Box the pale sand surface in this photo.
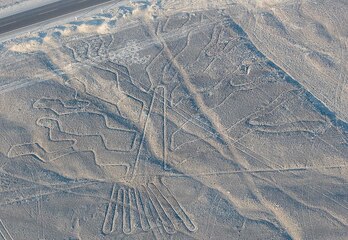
[0,1,347,239]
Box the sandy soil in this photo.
[0,0,347,239]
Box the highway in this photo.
[0,0,119,35]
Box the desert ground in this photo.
[0,0,347,239]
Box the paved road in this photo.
[0,0,118,35]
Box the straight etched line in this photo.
[0,219,14,240]
[131,165,348,178]
[102,184,118,235]
[156,86,169,171]
[130,87,157,181]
